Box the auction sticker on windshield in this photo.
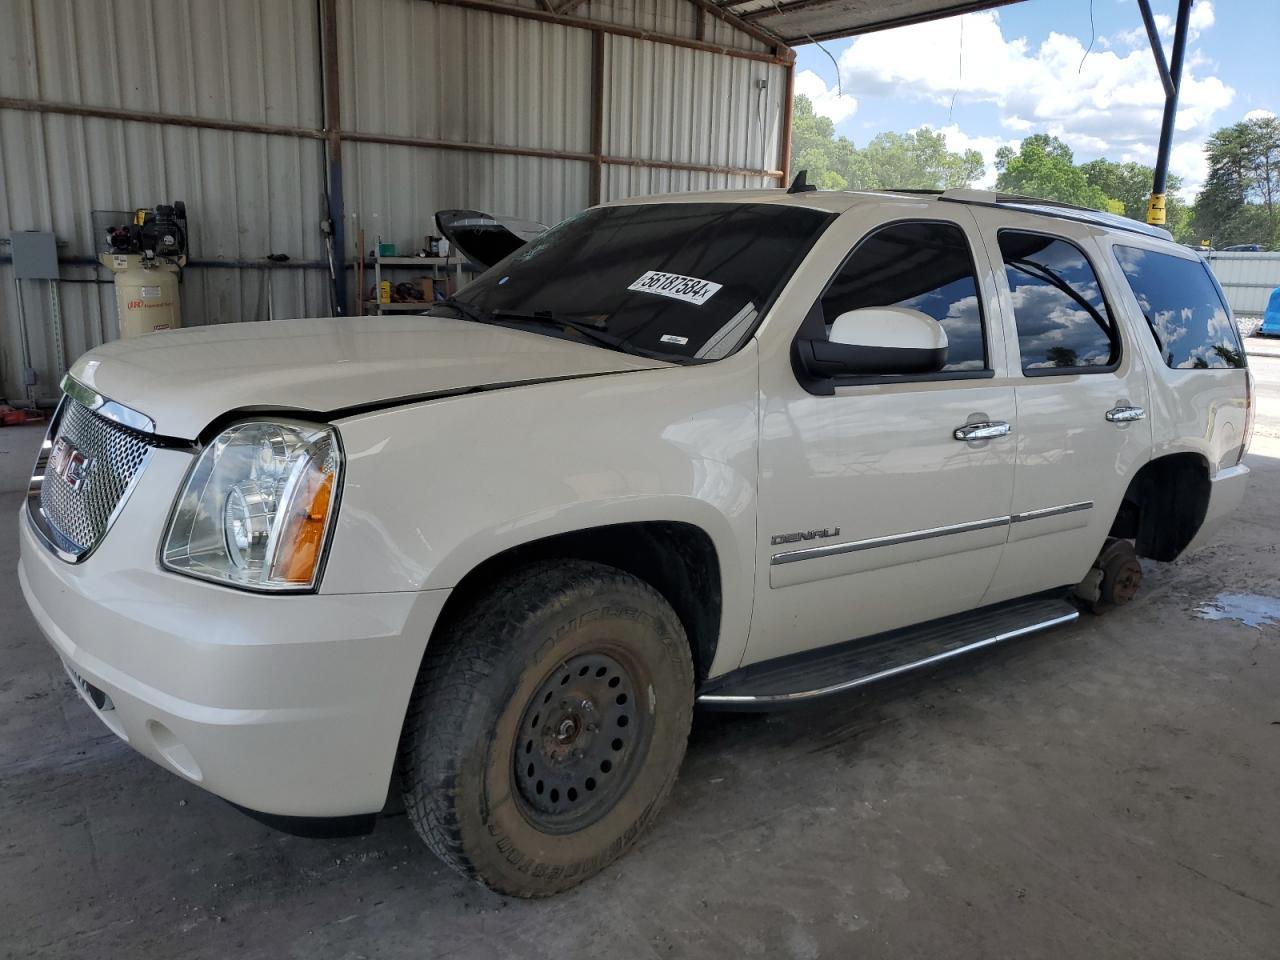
[628,271,722,306]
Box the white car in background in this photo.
[20,187,1251,896]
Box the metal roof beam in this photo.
[740,0,1022,39]
[686,0,791,53]
[425,0,793,63]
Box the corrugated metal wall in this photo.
[338,0,595,252]
[0,0,789,405]
[603,35,785,200]
[0,0,331,404]
[1205,252,1280,317]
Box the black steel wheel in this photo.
[513,651,652,833]
[398,560,694,897]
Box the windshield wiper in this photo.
[432,300,632,355]
[430,298,491,325]
[489,310,629,352]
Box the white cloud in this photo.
[1114,18,1165,50]
[833,6,1234,196]
[1169,140,1209,193]
[1115,0,1215,48]
[794,69,858,124]
[1244,108,1276,121]
[1190,1,1215,38]
[922,124,1020,189]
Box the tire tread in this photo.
[397,560,692,895]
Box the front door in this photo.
[971,213,1153,604]
[746,209,1018,667]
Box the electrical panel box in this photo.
[10,231,59,280]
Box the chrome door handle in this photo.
[954,421,1011,441]
[1105,405,1145,423]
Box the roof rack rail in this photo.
[935,188,1173,241]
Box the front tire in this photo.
[399,560,695,897]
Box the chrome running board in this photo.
[697,593,1078,708]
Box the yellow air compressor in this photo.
[99,202,188,339]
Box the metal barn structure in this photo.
[1,0,802,405]
[20,0,1202,409]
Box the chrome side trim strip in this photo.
[770,501,1095,566]
[770,515,1011,566]
[696,611,1079,705]
[61,374,156,434]
[1011,500,1093,523]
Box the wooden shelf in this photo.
[364,301,435,311]
[361,234,474,316]
[367,256,453,266]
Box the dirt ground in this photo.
[2,356,1278,959]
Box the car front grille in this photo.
[29,396,159,560]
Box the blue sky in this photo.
[792,0,1277,197]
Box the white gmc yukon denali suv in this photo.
[19,188,1252,896]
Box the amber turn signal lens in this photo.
[273,470,335,583]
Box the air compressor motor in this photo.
[99,201,189,339]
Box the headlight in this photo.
[162,421,341,591]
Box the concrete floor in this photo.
[3,358,1279,959]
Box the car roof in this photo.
[605,187,1175,243]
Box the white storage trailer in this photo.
[1205,252,1280,319]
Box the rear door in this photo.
[746,207,1017,666]
[971,211,1153,604]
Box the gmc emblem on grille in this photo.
[49,437,94,491]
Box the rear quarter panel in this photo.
[1097,236,1248,474]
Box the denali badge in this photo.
[771,527,841,546]
[49,437,94,491]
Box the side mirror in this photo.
[796,306,948,380]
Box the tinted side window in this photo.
[999,231,1117,373]
[1113,245,1245,369]
[820,221,987,372]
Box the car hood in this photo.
[68,315,668,439]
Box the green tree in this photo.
[1193,117,1280,248]
[1079,158,1183,221]
[789,95,984,192]
[852,129,984,190]
[1246,115,1280,239]
[790,94,859,190]
[994,135,1111,209]
[1079,157,1190,236]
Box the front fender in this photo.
[321,352,760,669]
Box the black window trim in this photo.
[1110,240,1249,371]
[997,227,1124,378]
[792,217,997,392]
[722,205,839,363]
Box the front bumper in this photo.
[18,448,449,818]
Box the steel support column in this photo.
[779,61,795,185]
[590,30,605,206]
[319,0,348,313]
[1141,0,1193,226]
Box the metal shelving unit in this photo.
[362,236,472,315]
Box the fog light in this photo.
[146,719,203,781]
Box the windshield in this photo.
[439,202,833,363]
